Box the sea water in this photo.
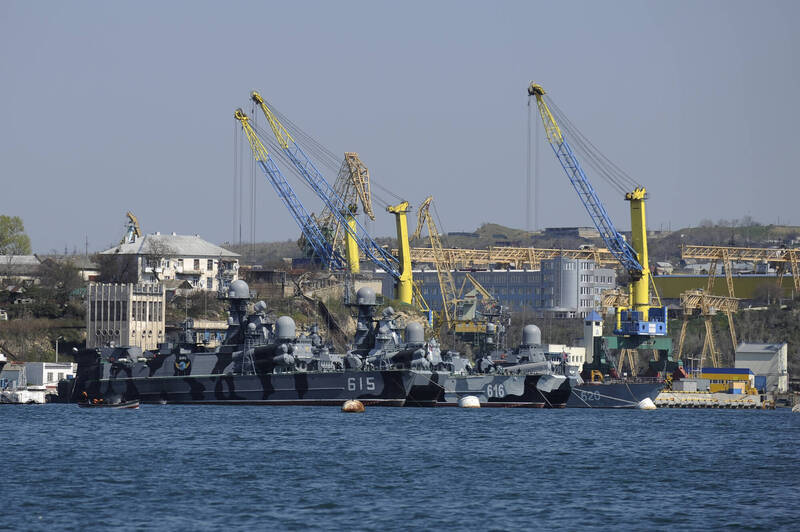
[2,405,798,531]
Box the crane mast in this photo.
[528,82,666,337]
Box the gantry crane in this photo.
[529,82,667,339]
[677,290,739,369]
[249,91,418,305]
[234,108,345,270]
[396,245,617,270]
[682,244,800,294]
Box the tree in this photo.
[0,215,32,255]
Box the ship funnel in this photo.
[522,324,541,346]
[405,322,424,344]
[275,316,296,341]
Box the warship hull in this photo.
[567,380,663,408]
[407,372,571,408]
[73,357,436,407]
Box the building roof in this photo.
[40,255,99,270]
[0,255,42,276]
[585,310,602,322]
[100,233,239,258]
[736,342,787,355]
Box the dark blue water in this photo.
[3,405,798,531]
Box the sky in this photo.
[1,0,799,254]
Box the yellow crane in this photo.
[396,245,617,270]
[681,244,800,294]
[412,196,459,326]
[121,211,142,244]
[677,290,739,369]
[315,152,376,274]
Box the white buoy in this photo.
[636,397,657,410]
[458,395,481,408]
[341,399,365,413]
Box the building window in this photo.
[47,372,53,382]
[207,259,214,271]
[207,277,214,290]
[194,259,200,270]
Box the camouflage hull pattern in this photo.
[567,381,663,408]
[71,351,441,407]
[406,372,571,408]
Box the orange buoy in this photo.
[341,399,365,413]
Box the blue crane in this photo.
[528,82,666,337]
[234,108,345,270]
[250,91,401,280]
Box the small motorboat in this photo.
[77,399,140,409]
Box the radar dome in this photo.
[228,280,250,299]
[356,286,376,306]
[522,324,541,346]
[405,322,424,344]
[275,316,296,341]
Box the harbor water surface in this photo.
[4,405,798,531]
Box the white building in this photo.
[100,233,239,292]
[25,362,76,394]
[735,342,788,393]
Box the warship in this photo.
[68,281,444,406]
[347,290,571,408]
[564,311,663,408]
[66,282,571,408]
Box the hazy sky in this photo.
[2,0,798,254]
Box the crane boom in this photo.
[234,108,345,269]
[250,91,400,278]
[528,83,641,273]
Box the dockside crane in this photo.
[249,91,416,305]
[677,290,739,369]
[412,196,459,327]
[234,108,345,270]
[528,82,667,338]
[529,82,671,376]
[315,152,376,273]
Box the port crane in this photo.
[676,290,739,369]
[249,91,419,305]
[528,82,667,338]
[315,152,376,273]
[234,108,345,270]
[411,196,500,332]
[121,211,142,244]
[399,245,617,270]
[682,243,800,294]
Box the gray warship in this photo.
[68,281,447,406]
[340,287,571,408]
[66,282,571,407]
